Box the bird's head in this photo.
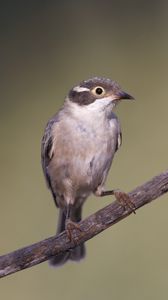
[67,77,134,112]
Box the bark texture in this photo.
[0,170,168,278]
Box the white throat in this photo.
[86,96,116,112]
[66,96,116,120]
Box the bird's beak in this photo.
[115,90,134,101]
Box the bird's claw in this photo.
[113,190,136,214]
[65,219,83,244]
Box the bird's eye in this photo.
[95,87,103,95]
[92,86,105,96]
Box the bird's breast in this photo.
[67,116,117,181]
[49,114,119,199]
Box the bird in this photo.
[41,77,134,266]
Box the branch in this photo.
[1,170,168,279]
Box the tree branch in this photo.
[1,170,168,279]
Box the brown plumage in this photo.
[41,77,134,266]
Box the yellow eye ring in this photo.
[92,86,105,96]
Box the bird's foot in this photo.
[65,219,83,244]
[113,190,136,214]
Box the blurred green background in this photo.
[1,0,168,299]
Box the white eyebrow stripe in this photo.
[73,86,90,92]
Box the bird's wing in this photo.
[110,113,122,152]
[41,115,59,206]
[116,125,122,152]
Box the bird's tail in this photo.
[49,206,86,266]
